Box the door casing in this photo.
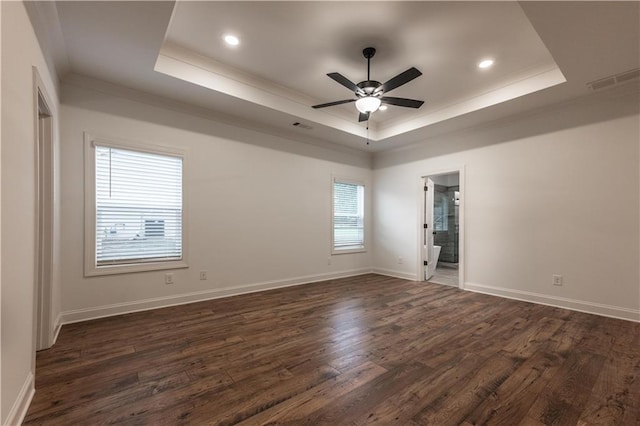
[33,67,55,352]
[418,166,465,289]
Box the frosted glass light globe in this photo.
[355,96,381,113]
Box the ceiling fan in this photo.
[312,47,425,122]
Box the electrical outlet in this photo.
[552,274,563,286]
[199,271,207,280]
[165,273,174,285]
[327,257,332,266]
[398,256,403,264]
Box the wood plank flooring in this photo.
[24,274,640,425]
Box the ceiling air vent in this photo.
[292,122,313,130]
[616,68,640,83]
[587,68,640,91]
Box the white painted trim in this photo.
[156,42,565,143]
[83,132,190,277]
[417,166,465,289]
[61,268,372,325]
[330,174,369,256]
[33,66,56,352]
[376,66,566,141]
[155,46,367,139]
[23,1,70,87]
[51,312,63,345]
[465,282,640,323]
[62,74,372,164]
[371,268,418,281]
[5,372,35,426]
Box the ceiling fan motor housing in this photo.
[356,80,383,97]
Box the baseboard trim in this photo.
[371,268,418,281]
[5,372,35,426]
[61,268,372,325]
[465,282,640,322]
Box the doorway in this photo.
[34,70,54,351]
[421,169,464,288]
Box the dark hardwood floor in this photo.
[25,274,639,425]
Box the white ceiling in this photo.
[42,1,640,152]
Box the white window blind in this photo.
[333,180,364,250]
[94,145,183,266]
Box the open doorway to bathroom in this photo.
[421,169,463,288]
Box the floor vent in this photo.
[292,122,313,130]
[588,68,640,91]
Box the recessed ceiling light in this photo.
[223,34,240,46]
[379,105,388,111]
[478,59,494,69]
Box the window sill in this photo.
[85,260,188,277]
[332,248,367,255]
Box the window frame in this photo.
[84,133,188,276]
[331,176,367,255]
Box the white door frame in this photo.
[418,166,466,289]
[424,177,435,280]
[33,67,55,351]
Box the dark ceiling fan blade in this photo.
[327,73,363,94]
[358,112,370,122]
[381,96,424,108]
[312,99,357,109]
[381,67,422,93]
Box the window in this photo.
[332,178,365,253]
[85,134,187,275]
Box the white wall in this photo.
[430,174,459,187]
[373,89,640,321]
[1,1,60,423]
[0,1,4,419]
[59,83,372,321]
[0,4,636,425]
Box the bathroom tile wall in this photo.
[434,184,459,263]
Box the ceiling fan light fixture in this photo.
[311,47,424,123]
[356,96,381,113]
